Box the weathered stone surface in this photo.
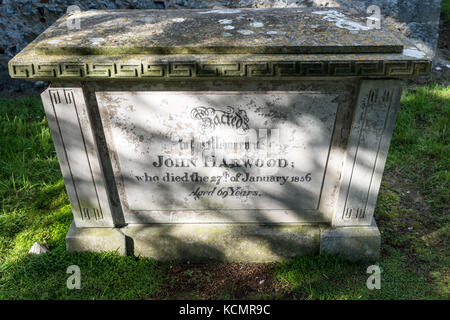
[334,79,403,227]
[320,224,381,261]
[1,0,442,92]
[66,222,322,262]
[8,50,432,81]
[41,86,125,228]
[336,0,443,57]
[8,8,433,81]
[65,222,381,262]
[33,8,403,55]
[13,7,432,262]
[96,89,339,223]
[122,224,320,262]
[66,222,127,255]
[42,78,420,261]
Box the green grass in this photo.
[0,97,165,299]
[274,252,439,300]
[388,85,449,213]
[0,84,448,300]
[275,84,449,300]
[442,0,450,23]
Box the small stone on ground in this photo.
[28,242,49,255]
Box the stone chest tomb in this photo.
[9,8,431,261]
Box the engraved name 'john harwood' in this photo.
[190,106,250,134]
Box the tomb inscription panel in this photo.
[97,91,339,223]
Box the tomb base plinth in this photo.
[66,221,380,262]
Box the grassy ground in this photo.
[0,82,448,300]
[443,0,450,24]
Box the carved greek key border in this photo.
[10,60,431,80]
